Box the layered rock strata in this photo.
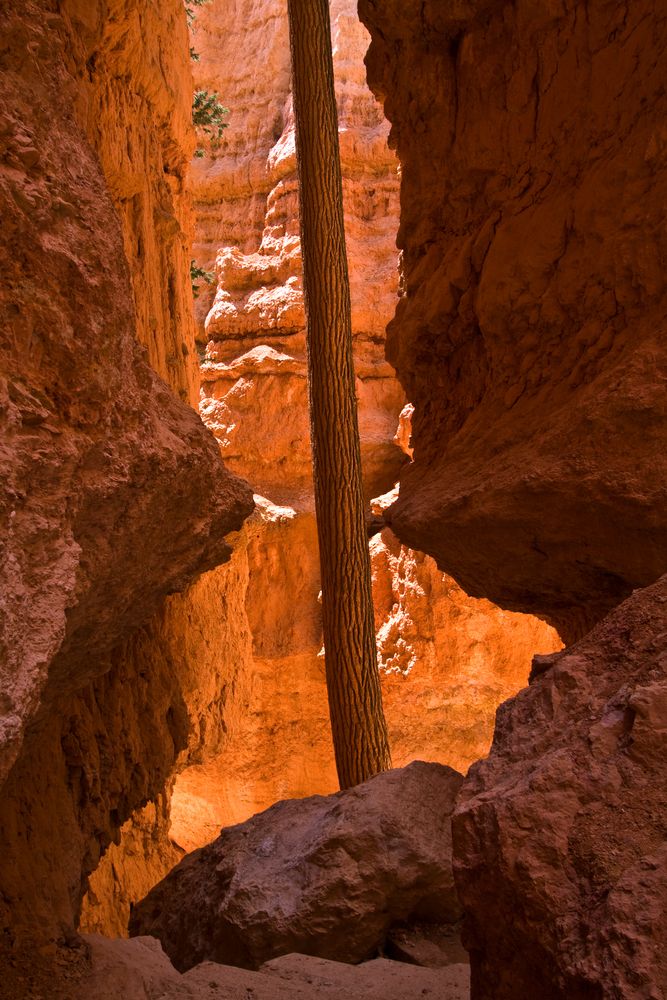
[131,762,463,971]
[454,574,667,999]
[359,0,667,641]
[170,0,560,851]
[0,0,252,963]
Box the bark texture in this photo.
[287,0,390,787]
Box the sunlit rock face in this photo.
[359,0,667,642]
[171,517,560,852]
[79,553,255,936]
[169,0,560,853]
[77,796,182,939]
[371,525,561,774]
[0,0,252,959]
[194,0,406,503]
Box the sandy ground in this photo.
[75,934,470,1000]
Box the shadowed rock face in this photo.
[453,574,667,999]
[357,3,667,996]
[0,0,253,949]
[130,762,463,972]
[359,0,667,641]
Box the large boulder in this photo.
[131,762,463,971]
[454,574,667,999]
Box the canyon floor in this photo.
[77,937,470,1000]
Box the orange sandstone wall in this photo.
[354,2,667,996]
[61,0,200,403]
[169,0,560,852]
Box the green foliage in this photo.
[192,89,229,156]
[190,260,215,298]
[192,90,229,139]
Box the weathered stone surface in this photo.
[258,953,470,1000]
[0,0,250,784]
[0,0,252,949]
[74,537,255,934]
[62,0,202,405]
[359,0,667,641]
[131,762,463,971]
[385,922,469,970]
[79,795,183,939]
[169,511,559,853]
[170,501,336,850]
[454,574,667,999]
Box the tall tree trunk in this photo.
[286,0,391,789]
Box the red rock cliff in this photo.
[356,2,667,996]
[359,0,667,642]
[0,0,253,959]
[454,574,667,999]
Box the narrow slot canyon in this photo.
[0,1,666,999]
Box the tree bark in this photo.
[287,0,391,789]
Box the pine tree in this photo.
[286,0,391,789]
